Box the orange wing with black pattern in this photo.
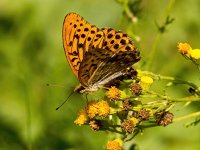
[62,13,140,87]
[62,13,99,78]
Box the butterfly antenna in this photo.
[56,91,75,110]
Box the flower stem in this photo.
[143,90,200,102]
[142,71,200,91]
[173,111,200,122]
[146,0,176,71]
[146,33,161,71]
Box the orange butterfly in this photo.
[62,13,140,93]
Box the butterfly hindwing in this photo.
[78,48,140,88]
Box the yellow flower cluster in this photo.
[106,86,121,100]
[87,100,110,118]
[178,42,200,60]
[74,100,110,126]
[106,139,123,150]
[97,101,110,118]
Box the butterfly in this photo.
[62,13,140,93]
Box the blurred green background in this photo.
[0,0,200,150]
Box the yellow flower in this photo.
[74,109,88,126]
[86,100,98,119]
[106,139,123,150]
[86,100,110,118]
[177,42,192,54]
[96,101,110,118]
[106,86,121,101]
[188,49,200,59]
[140,76,153,90]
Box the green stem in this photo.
[191,59,200,71]
[139,123,158,128]
[142,71,199,90]
[146,0,176,70]
[116,0,138,24]
[146,33,161,70]
[170,96,200,102]
[162,0,176,19]
[173,111,200,122]
[144,90,200,102]
[123,0,138,24]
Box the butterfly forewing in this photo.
[63,13,98,77]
